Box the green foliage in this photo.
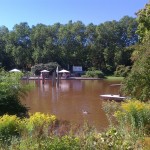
[0,94,28,117]
[102,99,150,149]
[121,3,150,102]
[94,16,137,73]
[98,127,133,150]
[1,16,138,74]
[8,136,80,150]
[0,115,21,142]
[76,124,134,150]
[0,69,31,116]
[114,65,130,77]
[23,112,56,134]
[84,68,104,78]
[121,42,150,101]
[31,62,60,75]
[114,99,150,136]
[6,22,32,69]
[136,3,150,42]
[0,113,57,149]
[39,136,80,150]
[0,112,148,149]
[102,101,120,124]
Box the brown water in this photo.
[22,79,121,131]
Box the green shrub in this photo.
[98,127,133,150]
[0,95,28,117]
[0,70,30,116]
[0,115,22,142]
[84,68,104,78]
[22,112,56,137]
[114,65,130,77]
[114,99,150,136]
[41,136,80,150]
[9,135,80,150]
[102,101,120,124]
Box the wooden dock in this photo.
[100,94,126,102]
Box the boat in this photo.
[100,94,126,102]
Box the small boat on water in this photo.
[100,94,126,102]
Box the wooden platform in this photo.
[100,94,126,102]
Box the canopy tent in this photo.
[9,69,21,72]
[40,70,50,79]
[40,70,49,73]
[58,69,70,73]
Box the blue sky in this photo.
[0,0,149,30]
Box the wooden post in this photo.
[42,73,45,84]
[26,71,29,83]
[57,73,59,87]
[52,72,56,87]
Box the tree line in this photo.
[0,16,138,74]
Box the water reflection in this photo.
[22,79,121,131]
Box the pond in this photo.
[22,79,121,131]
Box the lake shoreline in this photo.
[22,76,104,80]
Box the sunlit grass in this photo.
[105,76,124,81]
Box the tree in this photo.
[0,69,30,116]
[83,23,97,69]
[121,42,150,101]
[58,21,86,69]
[1,17,138,73]
[95,17,137,73]
[136,3,150,41]
[6,22,32,70]
[121,4,150,101]
[31,24,50,63]
[0,26,15,70]
[31,62,60,75]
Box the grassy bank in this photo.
[105,76,124,81]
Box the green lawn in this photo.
[105,76,124,81]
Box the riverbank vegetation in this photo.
[121,3,150,101]
[0,69,33,117]
[82,67,105,78]
[0,100,149,149]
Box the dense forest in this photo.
[0,16,138,74]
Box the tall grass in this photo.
[102,99,150,149]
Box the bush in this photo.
[84,68,104,78]
[24,112,56,134]
[41,136,80,150]
[0,115,22,142]
[102,101,120,124]
[0,95,28,117]
[0,69,30,116]
[0,113,57,146]
[114,65,130,77]
[8,135,80,150]
[114,99,150,136]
